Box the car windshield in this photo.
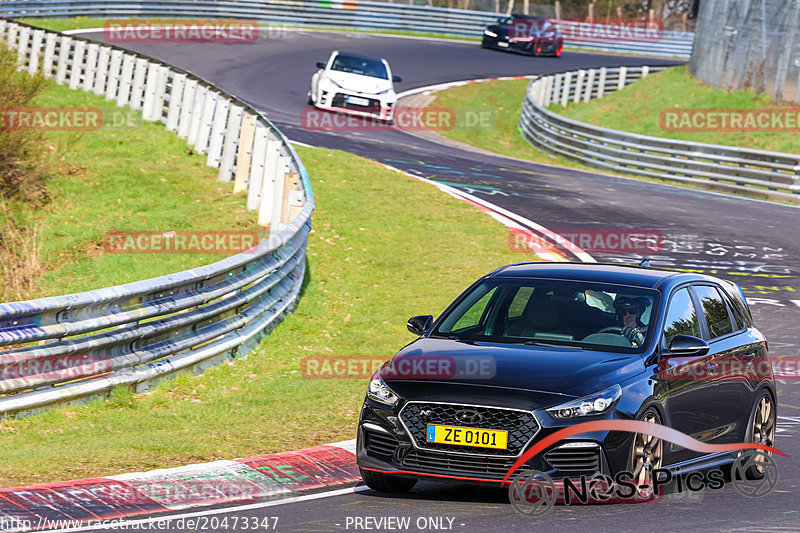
[330,54,388,80]
[432,278,659,353]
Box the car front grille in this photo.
[332,93,381,112]
[402,449,525,479]
[399,402,539,457]
[364,429,400,463]
[544,445,601,474]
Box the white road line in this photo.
[38,486,369,533]
[377,162,596,263]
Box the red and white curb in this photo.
[0,440,358,531]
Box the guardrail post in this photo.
[207,98,230,168]
[573,70,585,104]
[94,46,111,96]
[246,125,269,211]
[270,156,291,236]
[166,72,186,132]
[597,67,607,98]
[55,36,71,84]
[68,39,85,90]
[117,54,135,106]
[584,69,596,102]
[544,75,554,106]
[552,74,562,105]
[218,105,243,182]
[28,29,44,75]
[129,58,148,110]
[152,65,170,123]
[233,113,257,193]
[642,65,650,78]
[105,50,123,101]
[194,90,218,154]
[0,20,6,40]
[42,33,57,78]
[141,62,160,121]
[6,23,17,48]
[16,25,29,69]
[187,85,208,146]
[82,43,99,92]
[561,72,572,107]
[257,140,282,226]
[618,66,628,91]
[177,78,197,139]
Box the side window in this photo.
[451,287,497,332]
[508,287,534,318]
[663,288,701,345]
[694,285,734,339]
[720,290,746,331]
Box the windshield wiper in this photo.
[522,341,585,350]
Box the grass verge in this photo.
[557,65,799,154]
[5,82,260,299]
[0,142,536,488]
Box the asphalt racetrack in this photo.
[74,28,800,533]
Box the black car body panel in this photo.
[356,262,775,486]
[482,14,564,57]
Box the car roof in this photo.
[488,262,688,289]
[333,51,384,63]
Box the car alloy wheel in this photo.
[747,391,776,479]
[630,409,663,498]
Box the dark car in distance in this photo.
[356,262,776,493]
[482,14,564,57]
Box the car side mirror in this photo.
[392,75,402,83]
[316,61,326,69]
[407,315,433,336]
[667,335,710,357]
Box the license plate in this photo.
[497,42,509,47]
[426,424,508,450]
[346,96,370,106]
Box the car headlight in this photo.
[367,371,399,406]
[484,30,498,37]
[546,384,622,419]
[376,88,394,95]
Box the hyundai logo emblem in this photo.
[455,409,482,424]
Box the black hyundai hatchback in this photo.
[356,263,776,492]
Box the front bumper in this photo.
[357,398,621,485]
[315,90,394,121]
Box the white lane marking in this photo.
[791,300,800,308]
[377,162,596,263]
[38,486,370,532]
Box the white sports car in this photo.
[308,50,402,122]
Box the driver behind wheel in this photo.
[613,296,649,347]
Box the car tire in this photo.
[742,390,776,480]
[629,407,663,498]
[307,92,314,105]
[359,468,417,493]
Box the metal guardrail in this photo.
[0,19,314,416]
[0,0,693,58]
[519,66,800,203]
